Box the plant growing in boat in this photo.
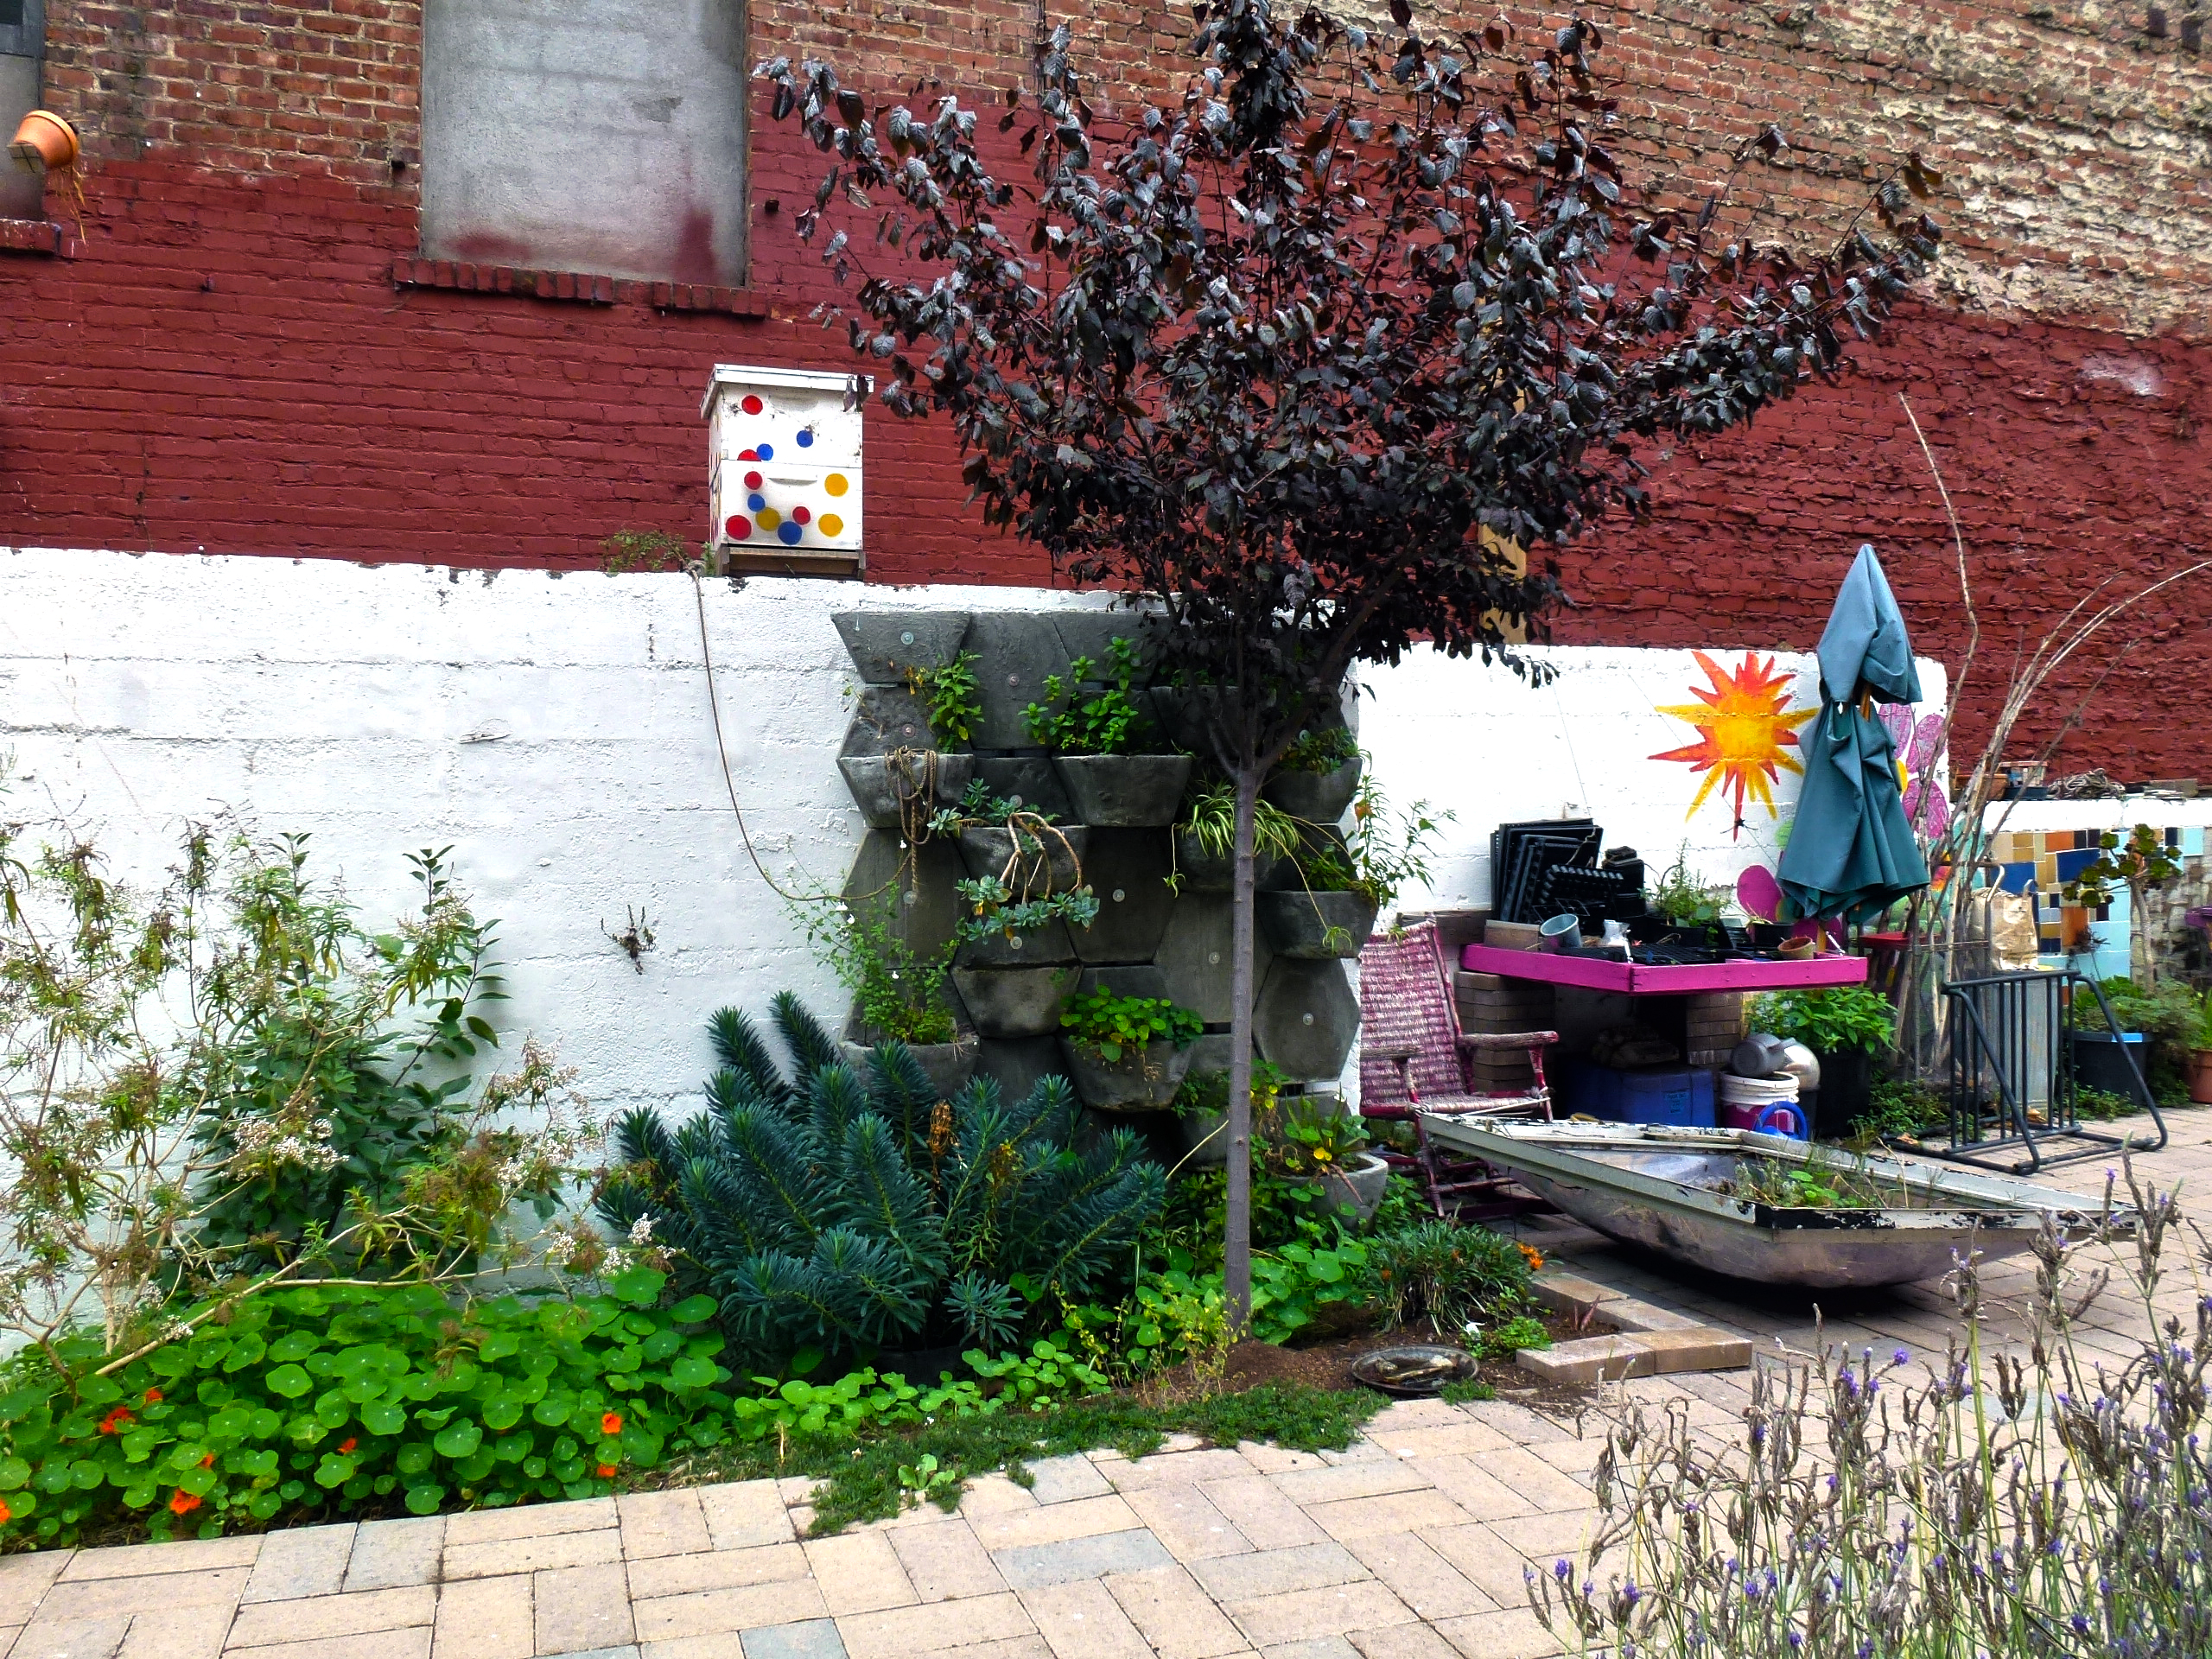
[1058,988,1203,1063]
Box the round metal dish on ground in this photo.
[1350,1345,1480,1397]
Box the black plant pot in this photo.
[1052,754,1193,828]
[1262,758,1362,825]
[874,1342,971,1383]
[1255,889,1380,959]
[1811,1045,1874,1140]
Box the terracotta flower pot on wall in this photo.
[9,111,79,174]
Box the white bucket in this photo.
[1719,1072,1807,1139]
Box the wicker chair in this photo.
[1357,919,1557,1217]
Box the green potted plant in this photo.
[813,893,981,1097]
[1172,779,1302,893]
[1058,985,1205,1110]
[1260,779,1449,958]
[1746,985,1896,1139]
[1024,638,1193,827]
[1649,845,1732,930]
[2066,976,2190,1104]
[934,780,1090,900]
[837,647,982,830]
[1262,1094,1388,1220]
[1262,725,1363,824]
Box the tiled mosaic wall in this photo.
[1986,825,2208,982]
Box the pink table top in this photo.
[1459,942,1870,995]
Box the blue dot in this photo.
[756,442,774,461]
[797,429,814,448]
[747,493,766,512]
[777,521,803,545]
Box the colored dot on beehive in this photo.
[756,507,782,531]
[791,505,811,526]
[797,429,815,448]
[726,514,752,538]
[821,513,844,537]
[744,470,762,489]
[747,493,766,512]
[741,394,763,415]
[757,442,775,461]
[778,521,803,545]
[825,474,849,497]
[739,448,758,461]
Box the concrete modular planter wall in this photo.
[951,966,1077,1038]
[1052,753,1193,828]
[838,753,975,830]
[956,824,1090,893]
[1256,889,1380,959]
[839,1027,982,1099]
[1262,758,1363,825]
[1058,1036,1197,1111]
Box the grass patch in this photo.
[1438,1378,1496,1404]
[658,1384,1384,1535]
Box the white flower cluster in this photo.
[231,1115,342,1173]
[543,1231,581,1269]
[627,1214,655,1247]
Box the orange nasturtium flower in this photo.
[601,1412,623,1437]
[143,1388,163,1404]
[97,1408,132,1435]
[199,1453,216,1469]
[338,1439,358,1454]
[0,1497,13,1524]
[596,1463,619,1478]
[1518,1243,1546,1272]
[168,1491,201,1516]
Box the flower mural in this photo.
[1651,652,1819,839]
[1878,702,1951,842]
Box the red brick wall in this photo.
[2,0,2209,780]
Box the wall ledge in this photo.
[391,257,770,318]
[0,218,67,256]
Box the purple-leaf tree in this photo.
[758,0,1941,1320]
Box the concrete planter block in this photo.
[1170,828,1234,891]
[842,830,965,960]
[1058,1035,1196,1111]
[1260,825,1345,891]
[837,752,974,830]
[1152,684,1234,759]
[833,611,972,686]
[1319,1150,1392,1221]
[973,1035,1072,1106]
[1253,957,1360,1082]
[950,966,1078,1038]
[973,755,1074,823]
[966,613,1074,750]
[1256,889,1380,959]
[1076,964,1173,1002]
[841,684,940,755]
[1052,753,1192,828]
[1177,1107,1228,1167]
[1068,829,1176,965]
[1262,758,1363,825]
[955,824,1090,893]
[954,917,1077,969]
[840,1023,980,1100]
[1154,893,1273,1027]
[1051,611,1160,681]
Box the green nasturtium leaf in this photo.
[432,1422,482,1460]
[404,1483,444,1515]
[668,1356,720,1390]
[606,1266,667,1307]
[668,1294,718,1324]
[361,1400,408,1437]
[263,1364,314,1400]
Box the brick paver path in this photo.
[3,1110,2201,1659]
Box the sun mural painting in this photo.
[1650,652,1818,839]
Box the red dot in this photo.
[740,448,757,461]
[744,471,763,489]
[741,394,763,415]
[791,505,811,525]
[726,515,752,539]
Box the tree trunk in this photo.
[1224,760,1260,1329]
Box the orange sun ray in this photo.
[1651,651,1818,838]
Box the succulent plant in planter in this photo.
[1024,638,1193,827]
[1262,726,1363,824]
[1058,985,1205,1110]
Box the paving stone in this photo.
[1422,1526,1548,1610]
[432,1573,534,1659]
[619,1491,714,1560]
[806,1531,920,1615]
[1017,1577,1153,1659]
[887,1520,1007,1603]
[1260,1639,1360,1659]
[1468,1448,1600,1516]
[1097,1449,1254,1492]
[0,1551,69,1623]
[969,1494,1143,1551]
[538,1648,641,1659]
[741,1618,851,1659]
[632,1577,832,1643]
[1266,1459,1431,1508]
[347,1516,448,1591]
[701,1481,799,1549]
[993,1529,1174,1590]
[1432,1608,1564,1659]
[1526,1274,1627,1313]
[1223,1582,1417,1648]
[957,1475,1042,1517]
[1229,1445,1327,1475]
[1357,1421,1512,1460]
[441,1528,623,1580]
[626,1543,810,1601]
[1513,1336,1653,1385]
[1198,1477,1327,1550]
[9,1612,132,1659]
[537,1563,638,1655]
[1102,1565,1249,1659]
[1364,1401,1467,1433]
[834,1590,1038,1659]
[1634,1326,1755,1373]
[1024,1454,1114,1505]
[1339,1533,1497,1621]
[57,1537,259,1581]
[1413,1457,1539,1523]
[443,1498,618,1548]
[1459,1402,1576,1447]
[241,1521,357,1603]
[119,1599,229,1659]
[1189,1542,1366,1604]
[227,1584,436,1648]
[1479,1512,1601,1563]
[1347,1624,1464,1659]
[1303,1489,1476,1543]
[1122,1483,1251,1562]
[36,1565,251,1620]
[226,1631,432,1659]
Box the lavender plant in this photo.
[1530,1160,2210,1657]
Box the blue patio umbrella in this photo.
[1777,544,1932,925]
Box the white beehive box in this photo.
[702,365,872,576]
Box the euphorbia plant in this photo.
[760,0,1941,1319]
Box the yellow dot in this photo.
[820,513,844,537]
[756,507,782,531]
[824,474,849,497]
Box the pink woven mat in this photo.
[1357,919,1465,1104]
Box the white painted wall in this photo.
[0,548,1949,1124]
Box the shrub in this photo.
[1366,1219,1533,1336]
[598,995,1166,1368]
[1747,984,1896,1056]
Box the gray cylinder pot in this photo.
[840,1012,981,1099]
[950,966,1077,1038]
[956,824,1090,893]
[1255,889,1381,959]
[1052,753,1194,828]
[1319,1150,1392,1222]
[837,753,975,831]
[1058,1036,1197,1111]
[1262,758,1363,825]
[1176,1107,1229,1167]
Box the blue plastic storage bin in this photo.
[1560,1061,1717,1128]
